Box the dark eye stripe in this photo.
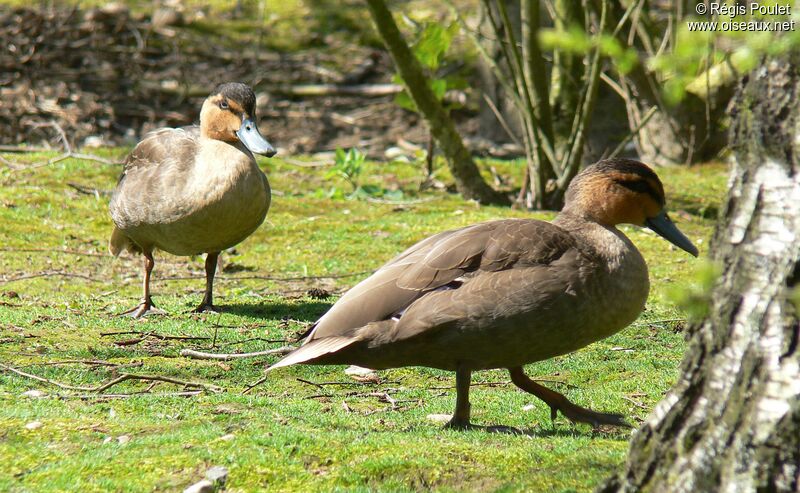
[615,179,664,206]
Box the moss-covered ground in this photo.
[0,148,727,492]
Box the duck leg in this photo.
[120,252,163,318]
[508,367,630,428]
[193,252,220,313]
[444,366,473,430]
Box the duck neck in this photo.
[554,210,637,264]
[553,209,599,230]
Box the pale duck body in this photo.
[110,128,271,256]
[109,82,276,317]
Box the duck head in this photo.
[199,82,276,157]
[562,158,699,257]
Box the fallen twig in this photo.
[67,182,111,197]
[1,363,94,391]
[0,270,107,285]
[242,375,268,394]
[3,151,121,171]
[93,373,223,393]
[180,347,294,361]
[1,363,222,394]
[268,83,403,97]
[34,359,139,368]
[296,378,384,388]
[100,330,210,342]
[281,157,331,168]
[0,247,109,258]
[58,391,203,400]
[428,378,577,390]
[621,395,648,409]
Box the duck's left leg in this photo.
[444,366,473,430]
[120,251,164,318]
[508,367,630,428]
[193,252,221,313]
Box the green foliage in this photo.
[669,261,722,323]
[394,21,462,113]
[649,9,800,105]
[539,26,638,74]
[324,148,405,201]
[414,21,460,70]
[327,147,366,192]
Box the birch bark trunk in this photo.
[599,56,800,493]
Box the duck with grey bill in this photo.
[238,117,276,157]
[108,82,275,317]
[266,158,698,431]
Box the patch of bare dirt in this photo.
[0,5,439,156]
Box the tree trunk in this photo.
[364,0,509,205]
[599,56,800,492]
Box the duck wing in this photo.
[109,127,198,230]
[307,219,576,341]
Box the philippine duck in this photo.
[269,158,698,429]
[109,82,275,317]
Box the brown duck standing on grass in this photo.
[109,83,275,318]
[268,158,698,429]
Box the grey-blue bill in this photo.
[237,117,276,157]
[646,211,699,257]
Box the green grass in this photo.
[0,150,727,492]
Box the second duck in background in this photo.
[109,82,275,317]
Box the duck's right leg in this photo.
[444,366,473,430]
[508,367,630,428]
[119,252,164,318]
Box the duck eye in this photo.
[219,100,229,110]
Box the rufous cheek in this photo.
[601,190,647,226]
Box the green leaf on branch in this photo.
[539,26,637,74]
[414,22,459,70]
[394,21,461,111]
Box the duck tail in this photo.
[267,336,357,372]
[108,227,138,256]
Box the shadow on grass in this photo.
[443,423,630,440]
[220,300,333,322]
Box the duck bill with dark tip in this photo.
[646,211,699,257]
[237,117,276,157]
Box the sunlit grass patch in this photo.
[0,149,727,492]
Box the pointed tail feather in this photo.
[108,227,139,256]
[267,336,357,372]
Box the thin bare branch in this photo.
[101,330,210,342]
[242,375,268,394]
[1,363,95,391]
[179,347,294,360]
[92,373,223,393]
[482,88,524,149]
[603,106,658,160]
[557,0,609,190]
[2,363,223,394]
